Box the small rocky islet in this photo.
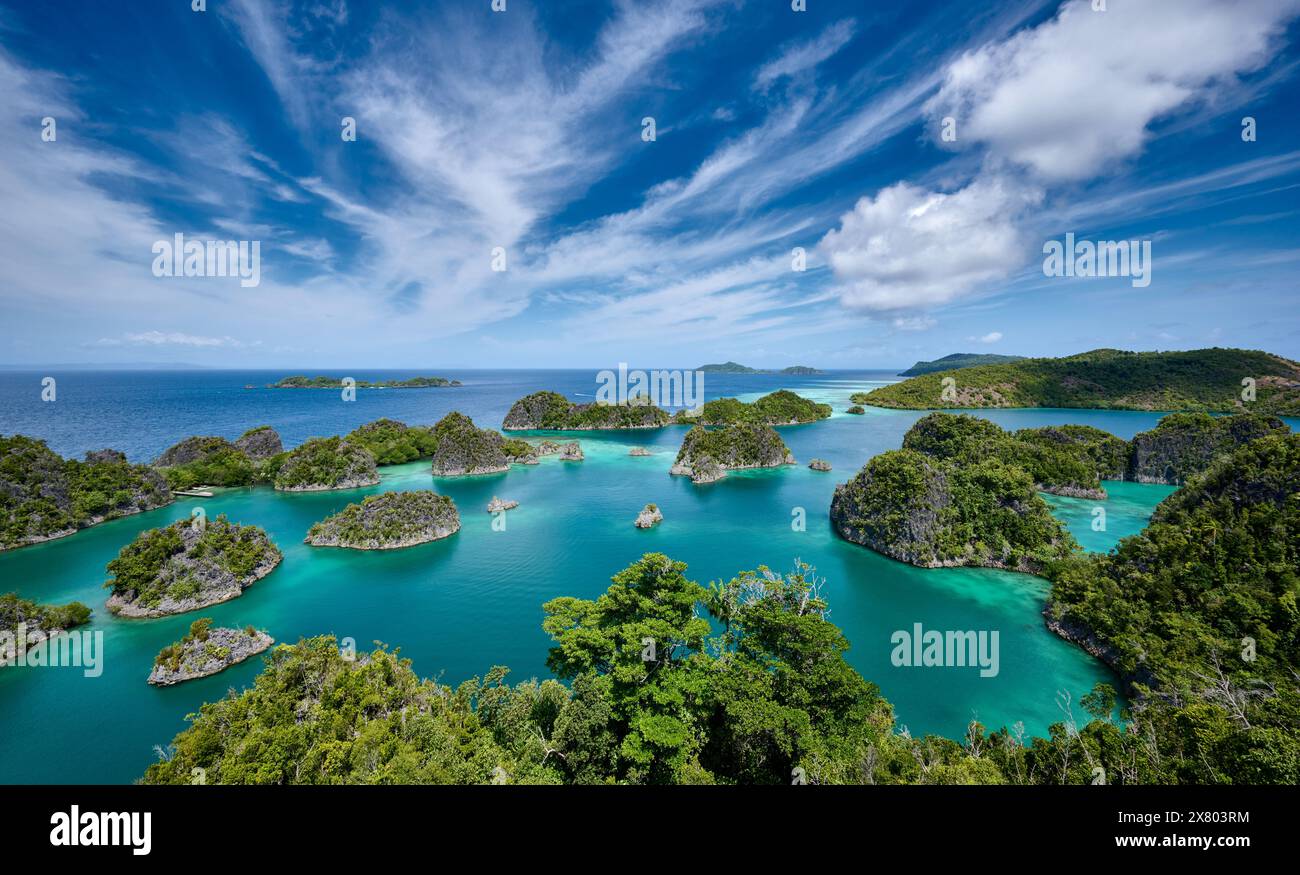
[306,491,460,549]
[104,515,282,618]
[148,617,273,686]
[634,503,663,528]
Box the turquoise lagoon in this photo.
[0,369,1280,783]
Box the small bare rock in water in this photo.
[629,447,652,457]
[487,496,519,513]
[809,458,832,471]
[560,441,584,461]
[634,503,663,528]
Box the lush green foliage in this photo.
[273,436,378,490]
[104,515,280,608]
[902,413,1105,495]
[683,390,831,425]
[673,423,792,469]
[1127,412,1287,484]
[855,348,1300,414]
[344,419,439,465]
[145,554,911,785]
[306,490,459,548]
[500,437,535,459]
[156,437,259,489]
[0,592,91,633]
[0,436,171,549]
[898,352,1026,376]
[1015,424,1131,480]
[429,412,510,474]
[831,448,1077,570]
[155,617,213,670]
[503,390,672,429]
[1037,433,1300,783]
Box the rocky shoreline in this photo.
[634,503,663,528]
[105,518,282,618]
[306,491,460,549]
[670,424,794,485]
[148,624,274,686]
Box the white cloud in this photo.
[968,331,1003,344]
[928,0,1300,180]
[754,19,856,91]
[819,176,1041,313]
[95,332,254,348]
[892,316,937,332]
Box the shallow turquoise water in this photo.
[1,370,1252,783]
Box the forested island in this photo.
[855,348,1300,414]
[273,436,380,491]
[306,490,460,549]
[104,516,282,617]
[270,375,461,389]
[831,445,1076,572]
[148,618,273,686]
[503,391,672,430]
[430,413,511,475]
[676,389,831,426]
[696,362,823,374]
[670,424,794,484]
[1,593,92,666]
[502,388,829,430]
[153,426,285,489]
[0,436,172,550]
[897,353,1026,376]
[830,412,1282,570]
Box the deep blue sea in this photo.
[1,369,1291,783]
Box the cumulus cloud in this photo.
[928,0,1300,180]
[968,331,1003,344]
[819,176,1041,313]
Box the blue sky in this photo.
[1,0,1298,369]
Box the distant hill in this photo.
[854,348,1300,415]
[696,362,823,374]
[697,362,763,373]
[898,353,1026,376]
